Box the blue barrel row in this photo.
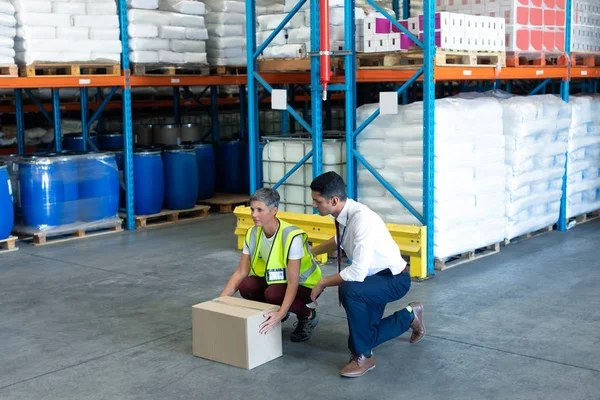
[112,143,217,215]
[3,152,119,229]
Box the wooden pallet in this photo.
[209,65,247,75]
[568,210,600,226]
[258,57,344,72]
[504,225,554,246]
[198,193,250,214]
[570,53,600,67]
[0,236,18,253]
[506,52,567,67]
[435,243,501,271]
[16,224,123,246]
[132,63,210,76]
[0,64,18,78]
[121,205,210,229]
[20,63,120,77]
[357,49,506,68]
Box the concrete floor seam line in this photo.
[21,252,153,279]
[0,327,192,393]
[429,334,600,374]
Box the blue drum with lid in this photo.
[218,140,244,194]
[134,148,164,215]
[97,132,124,151]
[163,145,199,210]
[0,162,14,240]
[63,133,99,151]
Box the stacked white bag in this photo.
[356,97,506,260]
[127,0,208,65]
[497,93,570,240]
[0,0,15,64]
[566,95,600,219]
[11,0,122,64]
[203,0,246,66]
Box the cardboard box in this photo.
[192,296,282,370]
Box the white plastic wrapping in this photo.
[90,52,121,63]
[158,25,186,39]
[130,50,159,63]
[207,47,245,58]
[357,97,506,260]
[129,37,169,51]
[262,44,306,59]
[11,1,48,13]
[566,95,600,219]
[258,30,287,46]
[204,12,244,25]
[56,27,89,40]
[73,15,120,28]
[89,28,120,40]
[203,0,245,13]
[183,52,207,64]
[159,0,205,15]
[0,46,14,57]
[16,51,91,63]
[127,0,159,10]
[127,9,204,27]
[16,39,122,53]
[0,26,16,38]
[207,56,245,66]
[86,2,118,16]
[185,27,208,40]
[158,49,184,63]
[0,36,12,48]
[206,23,244,38]
[52,2,86,15]
[170,39,205,53]
[257,13,304,31]
[0,54,12,63]
[207,37,246,50]
[15,12,68,27]
[128,23,159,38]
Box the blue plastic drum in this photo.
[218,140,244,194]
[18,154,78,227]
[97,133,124,151]
[185,142,216,200]
[163,145,199,210]
[134,148,164,215]
[63,133,98,151]
[77,152,119,222]
[0,162,14,240]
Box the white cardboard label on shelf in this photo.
[272,89,287,111]
[171,78,180,83]
[581,70,588,76]
[79,79,91,84]
[536,70,544,76]
[462,70,472,76]
[380,92,398,115]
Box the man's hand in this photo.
[259,311,284,335]
[310,282,325,306]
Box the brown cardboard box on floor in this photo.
[192,296,283,370]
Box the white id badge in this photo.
[268,270,285,281]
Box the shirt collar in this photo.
[336,199,354,227]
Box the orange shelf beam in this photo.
[0,76,125,89]
[571,67,600,79]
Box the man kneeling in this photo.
[220,188,321,341]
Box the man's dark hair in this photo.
[310,171,348,201]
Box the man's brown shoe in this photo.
[340,354,376,378]
[409,302,425,343]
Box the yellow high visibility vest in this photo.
[244,219,322,288]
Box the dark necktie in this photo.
[335,220,342,307]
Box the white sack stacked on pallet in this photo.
[566,95,600,219]
[11,0,122,64]
[356,97,506,260]
[496,93,570,240]
[203,0,246,66]
[0,0,16,64]
[128,1,208,65]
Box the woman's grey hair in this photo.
[250,187,280,209]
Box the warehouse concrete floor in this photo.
[1,214,599,400]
